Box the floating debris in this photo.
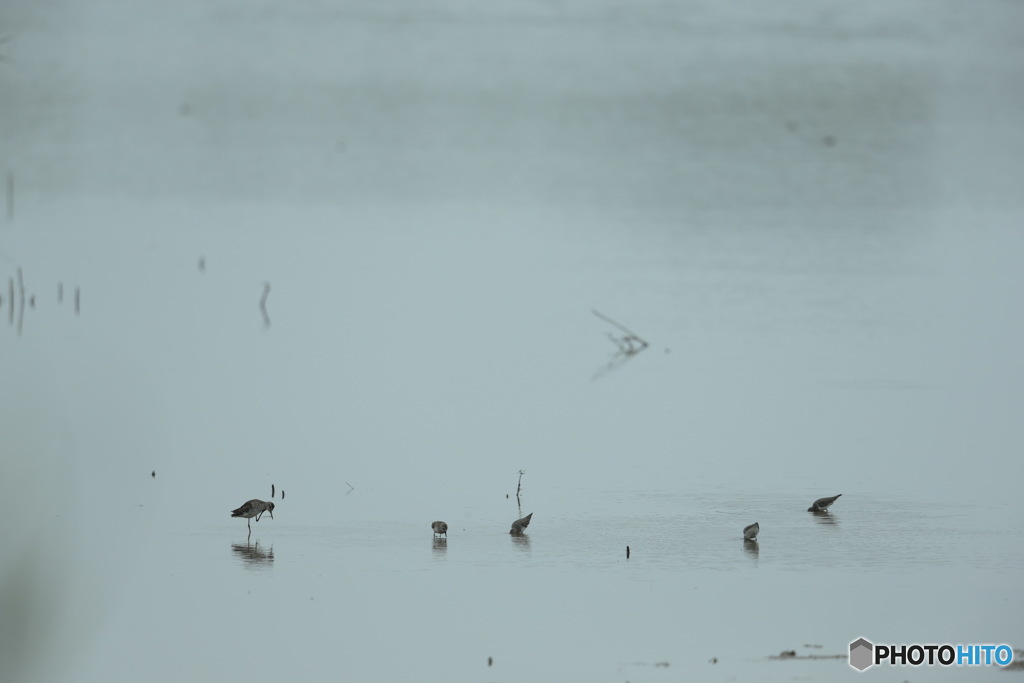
[151,470,156,478]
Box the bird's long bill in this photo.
[268,510,273,520]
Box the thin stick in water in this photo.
[260,282,271,327]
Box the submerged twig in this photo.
[515,469,526,511]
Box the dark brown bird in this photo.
[807,494,842,512]
[231,499,275,531]
[509,513,533,534]
[431,521,448,538]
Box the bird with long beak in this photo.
[231,499,275,532]
[807,494,842,513]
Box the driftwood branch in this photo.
[591,309,650,379]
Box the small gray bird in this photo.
[743,522,760,540]
[510,512,533,534]
[231,499,275,531]
[431,521,448,538]
[807,494,842,513]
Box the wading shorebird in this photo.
[807,494,842,513]
[231,499,275,531]
[431,521,448,538]
[510,513,533,534]
[743,522,760,540]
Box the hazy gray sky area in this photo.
[2,1,1023,681]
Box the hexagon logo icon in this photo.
[849,637,874,671]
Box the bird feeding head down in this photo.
[262,502,275,520]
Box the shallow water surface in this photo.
[3,0,1024,681]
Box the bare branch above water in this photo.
[591,309,650,379]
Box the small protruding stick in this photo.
[271,484,275,499]
[260,282,271,327]
[626,545,631,559]
[16,267,24,335]
[515,469,526,510]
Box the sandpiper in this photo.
[432,521,448,537]
[743,522,760,540]
[231,499,275,531]
[807,494,842,512]
[510,512,533,534]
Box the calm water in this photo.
[3,1,1024,681]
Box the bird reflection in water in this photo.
[231,541,274,569]
[510,534,531,551]
[743,539,759,560]
[811,511,839,526]
[432,537,447,556]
